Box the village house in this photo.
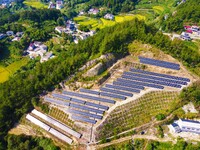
[104,13,114,20]
[0,33,6,40]
[88,8,99,15]
[6,31,14,36]
[48,1,56,9]
[56,0,63,9]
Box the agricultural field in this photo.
[23,0,48,9]
[153,6,164,14]
[0,58,29,83]
[96,91,179,140]
[73,15,145,30]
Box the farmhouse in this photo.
[0,33,6,40]
[56,0,63,9]
[6,31,14,36]
[48,1,56,9]
[104,13,114,20]
[88,8,99,15]
[169,119,200,134]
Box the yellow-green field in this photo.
[153,6,164,14]
[0,58,29,83]
[23,0,48,9]
[74,15,146,30]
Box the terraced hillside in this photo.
[96,91,179,140]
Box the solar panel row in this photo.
[100,87,133,97]
[68,109,103,120]
[71,98,85,104]
[130,68,190,82]
[44,97,70,106]
[105,84,140,93]
[52,93,71,101]
[113,81,145,90]
[63,91,115,104]
[100,91,126,100]
[116,78,164,89]
[139,56,180,67]
[80,88,100,95]
[71,115,97,124]
[122,75,182,88]
[139,57,180,70]
[85,101,109,110]
[140,59,180,70]
[70,103,104,114]
[124,72,187,85]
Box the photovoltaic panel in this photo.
[117,78,164,89]
[71,115,97,124]
[44,97,70,106]
[139,56,180,70]
[32,109,82,138]
[68,109,103,120]
[79,88,100,95]
[85,101,109,110]
[63,91,115,104]
[100,92,126,100]
[49,128,73,144]
[70,103,104,114]
[105,84,140,93]
[26,114,50,131]
[130,68,190,82]
[121,74,182,88]
[124,72,187,85]
[100,87,133,97]
[112,81,144,90]
[52,93,71,101]
[71,98,86,104]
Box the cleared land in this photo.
[0,58,29,83]
[23,0,48,9]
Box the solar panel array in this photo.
[63,91,115,104]
[52,93,71,101]
[79,88,100,95]
[68,109,103,120]
[44,97,70,106]
[139,56,180,70]
[72,115,97,124]
[100,87,133,97]
[130,68,190,82]
[70,103,104,114]
[85,101,109,110]
[121,74,182,88]
[105,84,140,93]
[100,91,126,100]
[117,78,164,89]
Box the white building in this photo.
[56,0,63,9]
[48,1,56,9]
[88,8,99,15]
[104,13,114,20]
[55,26,66,34]
[169,119,200,134]
[6,31,14,36]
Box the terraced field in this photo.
[96,91,179,140]
[0,58,29,83]
[23,0,48,9]
[74,15,145,30]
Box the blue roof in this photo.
[181,119,200,124]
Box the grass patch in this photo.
[0,58,29,83]
[23,0,48,9]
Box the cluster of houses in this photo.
[26,41,54,63]
[169,118,200,135]
[48,0,63,9]
[0,0,14,7]
[79,8,115,20]
[0,31,23,41]
[180,25,200,41]
[55,20,96,44]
